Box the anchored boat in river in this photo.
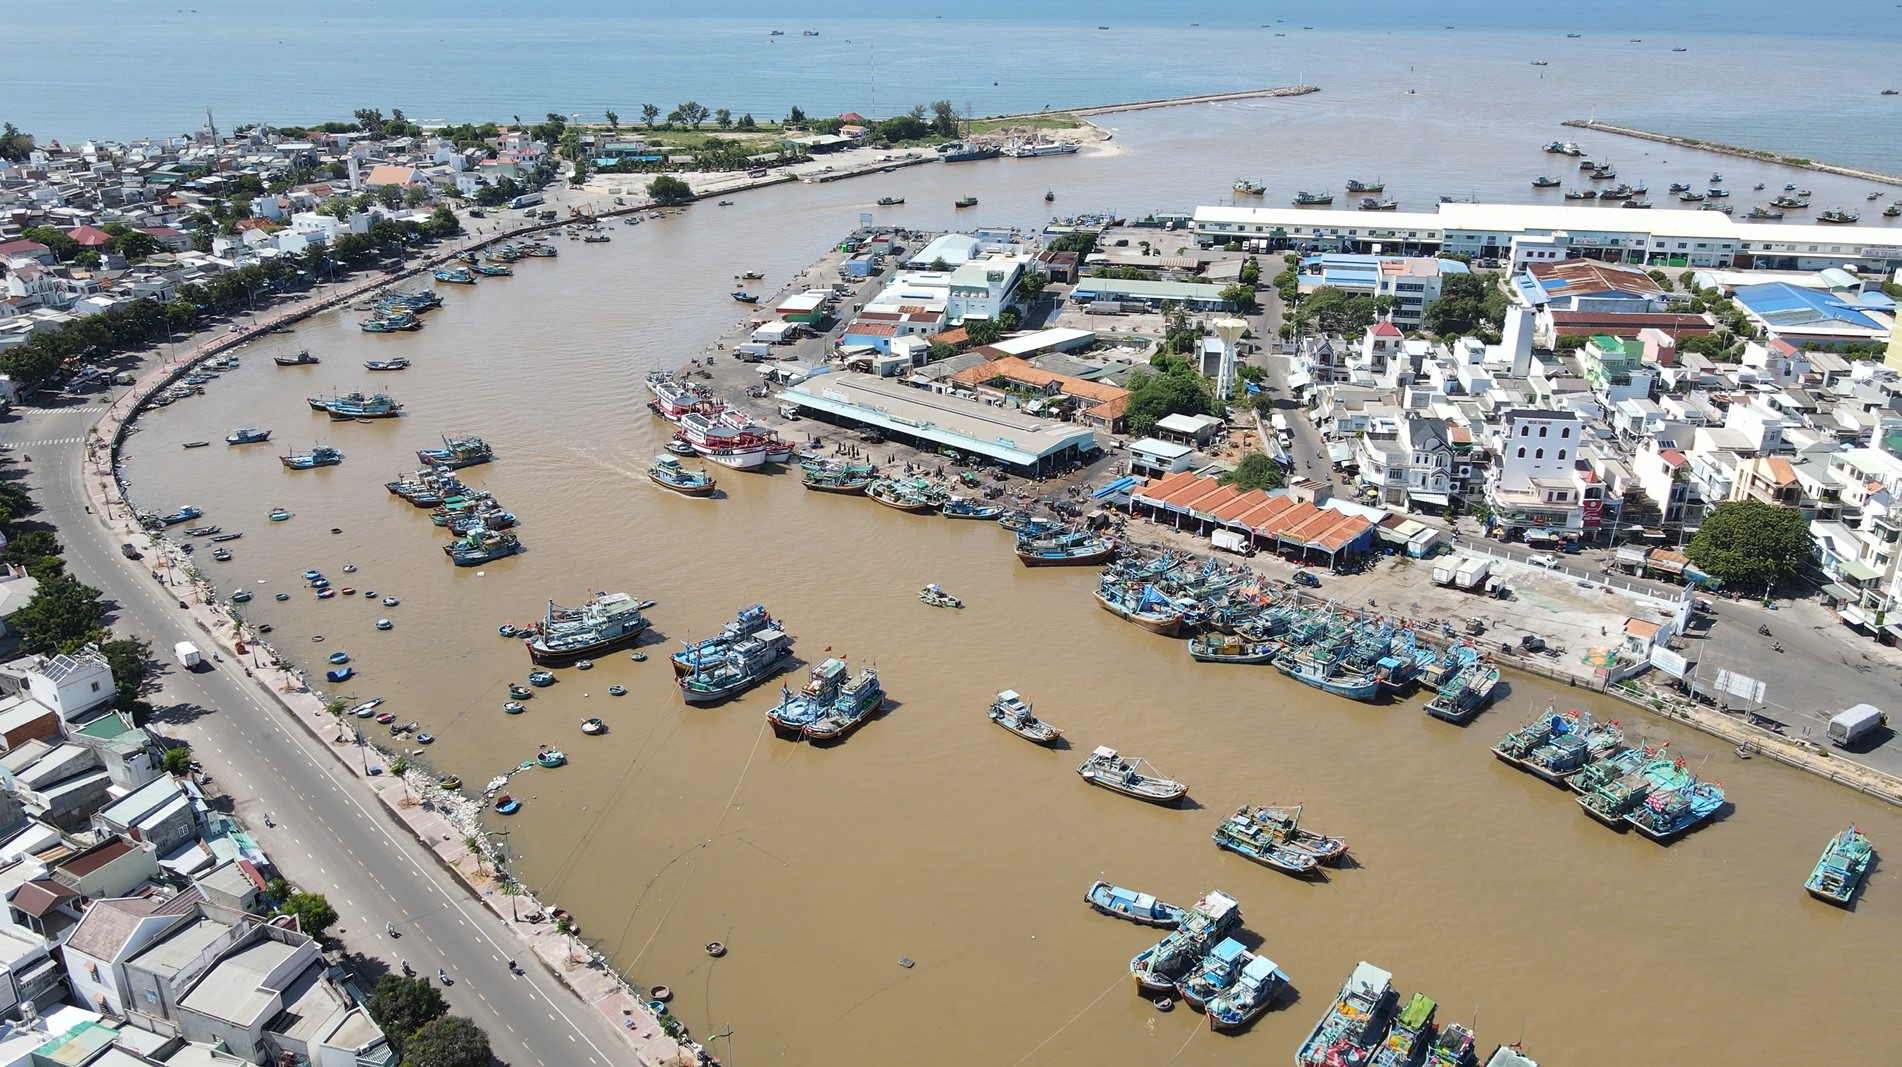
[677,626,793,704]
[671,604,775,675]
[1130,890,1241,993]
[1297,961,1397,1067]
[1206,952,1290,1032]
[1806,826,1874,905]
[1084,880,1187,928]
[803,665,885,743]
[526,591,651,665]
[988,689,1061,744]
[766,657,848,740]
[1077,746,1187,803]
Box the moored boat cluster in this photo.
[381,434,522,565]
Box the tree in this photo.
[110,229,160,261]
[929,100,960,138]
[1647,268,1675,293]
[1125,366,1217,435]
[366,975,448,1060]
[404,1015,491,1067]
[1218,283,1259,312]
[927,341,957,362]
[278,891,338,940]
[966,318,1004,346]
[736,113,757,130]
[1019,271,1046,298]
[99,636,156,717]
[1045,232,1096,256]
[714,107,732,128]
[0,122,34,161]
[161,746,193,777]
[1220,452,1286,493]
[640,103,661,127]
[675,101,710,129]
[787,105,807,126]
[22,225,77,262]
[1684,499,1811,592]
[9,573,106,654]
[1421,271,1507,338]
[604,109,619,129]
[647,175,693,203]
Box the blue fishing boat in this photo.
[1016,534,1116,567]
[1371,992,1437,1067]
[1806,826,1874,905]
[671,605,775,674]
[1093,581,1184,635]
[1281,640,1381,702]
[1206,952,1291,1032]
[433,267,477,284]
[311,391,403,419]
[225,427,272,445]
[940,497,1006,519]
[1491,705,1575,764]
[1177,936,1250,1009]
[1246,804,1350,864]
[765,658,848,740]
[280,444,344,470]
[1130,891,1242,993]
[527,591,650,665]
[158,505,203,525]
[1426,661,1501,723]
[1297,961,1396,1066]
[1420,642,1477,693]
[1212,807,1319,876]
[1624,779,1725,841]
[1518,714,1625,784]
[1084,881,1187,928]
[649,455,718,496]
[472,263,513,277]
[443,530,521,566]
[325,667,354,683]
[803,666,884,743]
[677,627,793,704]
[1567,743,1650,795]
[417,434,494,469]
[1578,755,1694,826]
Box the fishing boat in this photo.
[365,358,411,372]
[274,351,320,367]
[1130,891,1242,993]
[1207,952,1290,1032]
[1016,534,1116,567]
[649,455,719,496]
[1297,961,1397,1067]
[1805,826,1874,905]
[1078,746,1187,803]
[158,505,203,526]
[1293,191,1333,205]
[939,497,1005,519]
[766,658,849,740]
[1531,176,1561,188]
[280,444,344,470]
[209,532,242,542]
[866,478,943,512]
[181,525,220,537]
[671,605,775,674]
[731,291,759,303]
[1771,194,1809,209]
[676,410,769,469]
[1178,937,1250,1009]
[989,689,1061,744]
[433,267,477,284]
[1371,993,1437,1067]
[1234,179,1266,195]
[1426,1023,1475,1067]
[1345,178,1385,193]
[1624,779,1725,841]
[1577,755,1694,826]
[954,196,978,208]
[225,427,272,445]
[803,665,885,743]
[1562,189,1597,200]
[800,461,873,495]
[1518,714,1625,784]
[1189,633,1279,664]
[1425,662,1501,723]
[417,434,494,469]
[1359,197,1400,211]
[1084,881,1187,927]
[876,196,905,206]
[1212,807,1319,876]
[1745,206,1785,220]
[1566,743,1648,795]
[1246,804,1349,864]
[1819,208,1860,224]
[442,530,521,566]
[919,583,962,608]
[310,391,403,420]
[473,263,514,277]
[210,548,232,562]
[677,626,794,704]
[527,591,651,665]
[1491,706,1574,765]
[1093,582,1184,635]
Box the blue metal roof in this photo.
[1732,282,1884,330]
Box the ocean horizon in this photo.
[6,2,1901,173]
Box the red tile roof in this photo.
[1132,473,1374,550]
[1371,321,1402,337]
[66,225,115,247]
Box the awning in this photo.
[1410,491,1451,506]
[1840,559,1882,583]
[1820,583,1854,601]
[1840,605,1871,627]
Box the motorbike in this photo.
[1758,625,1771,636]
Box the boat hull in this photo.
[1079,770,1188,804]
[1017,544,1116,567]
[528,625,650,667]
[694,444,767,470]
[649,471,718,496]
[1094,591,1183,635]
[803,479,871,494]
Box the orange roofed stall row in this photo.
[1129,471,1378,563]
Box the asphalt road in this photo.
[3,397,635,1065]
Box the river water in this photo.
[115,120,1902,1063]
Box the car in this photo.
[1292,570,1321,588]
[120,543,142,560]
[1528,553,1559,569]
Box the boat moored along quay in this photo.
[416,433,495,469]
[525,591,651,665]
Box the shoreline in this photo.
[1561,119,1902,187]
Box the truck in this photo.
[1432,557,1461,587]
[174,641,204,670]
[1454,557,1491,591]
[1210,529,1249,555]
[506,192,544,210]
[1828,704,1885,748]
[733,342,774,362]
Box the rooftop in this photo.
[779,372,1097,466]
[179,937,303,1027]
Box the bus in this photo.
[507,192,544,210]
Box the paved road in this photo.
[3,400,635,1066]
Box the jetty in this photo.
[1561,119,1902,187]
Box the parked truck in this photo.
[1828,704,1885,748]
[174,641,204,670]
[1211,529,1249,555]
[1432,556,1462,587]
[1454,556,1491,591]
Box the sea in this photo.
[7,1,1902,174]
[29,4,1902,1064]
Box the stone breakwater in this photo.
[1561,119,1902,187]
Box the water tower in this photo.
[1212,317,1249,405]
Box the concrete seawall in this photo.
[1561,119,1902,187]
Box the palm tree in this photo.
[462,836,487,874]
[500,879,524,922]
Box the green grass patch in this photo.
[967,113,1083,135]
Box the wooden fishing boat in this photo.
[1245,803,1349,864]
[1084,880,1188,928]
[866,478,941,512]
[1206,952,1290,1032]
[1078,746,1187,803]
[1211,808,1319,876]
[1297,961,1396,1067]
[1805,826,1874,905]
[1092,585,1183,635]
[648,455,718,497]
[1016,536,1116,567]
[1177,936,1250,1010]
[1189,633,1280,664]
[1130,891,1242,993]
[988,689,1060,744]
[1371,992,1436,1067]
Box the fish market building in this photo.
[777,372,1098,474]
[1191,203,1902,272]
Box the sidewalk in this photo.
[82,229,704,1066]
